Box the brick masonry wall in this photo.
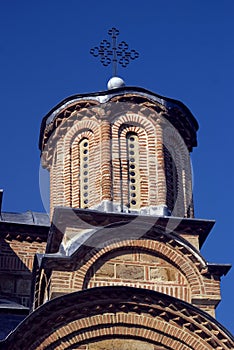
[86,251,191,303]
[0,237,46,307]
[112,113,154,208]
[50,252,191,303]
[47,105,193,218]
[4,285,232,350]
[34,309,229,350]
[48,239,220,316]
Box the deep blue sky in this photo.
[0,0,233,333]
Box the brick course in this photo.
[47,239,220,316]
[0,237,46,307]
[3,286,232,350]
[42,98,194,217]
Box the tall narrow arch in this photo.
[112,113,157,214]
[163,125,193,217]
[126,132,141,210]
[79,138,89,209]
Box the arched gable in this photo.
[2,287,233,350]
[47,225,220,313]
[74,238,206,302]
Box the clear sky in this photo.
[0,0,233,334]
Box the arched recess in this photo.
[60,118,100,208]
[163,125,193,218]
[56,233,210,303]
[2,287,233,350]
[84,248,191,302]
[111,113,158,211]
[79,240,206,302]
[64,130,94,208]
[119,125,149,211]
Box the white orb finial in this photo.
[107,76,125,90]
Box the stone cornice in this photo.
[47,207,215,254]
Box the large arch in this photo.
[1,287,233,350]
[44,217,220,312]
[67,236,207,301]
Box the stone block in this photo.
[88,339,154,350]
[116,264,144,280]
[113,253,134,262]
[139,253,159,263]
[95,263,114,278]
[150,267,170,281]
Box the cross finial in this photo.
[90,27,139,77]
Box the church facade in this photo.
[0,80,233,349]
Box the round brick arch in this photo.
[111,110,159,208]
[69,236,207,301]
[62,118,100,208]
[1,287,233,350]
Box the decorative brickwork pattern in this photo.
[2,287,233,350]
[112,119,151,210]
[22,87,231,349]
[41,95,194,217]
[50,117,101,214]
[86,251,191,302]
[47,238,221,316]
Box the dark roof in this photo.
[39,85,199,151]
[0,299,28,311]
[207,263,231,277]
[0,211,50,226]
[0,211,50,243]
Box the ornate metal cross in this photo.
[90,27,139,76]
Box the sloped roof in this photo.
[39,86,199,152]
[0,211,50,242]
[0,211,50,226]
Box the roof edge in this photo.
[39,86,199,151]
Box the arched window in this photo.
[126,133,140,210]
[79,138,89,208]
